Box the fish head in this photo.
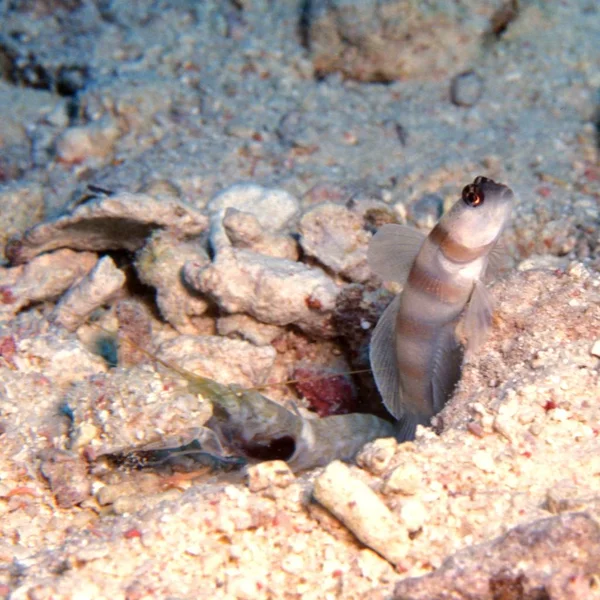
[444,176,513,249]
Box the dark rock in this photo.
[393,513,600,600]
[450,70,484,107]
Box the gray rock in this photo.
[217,314,285,346]
[299,202,372,282]
[0,249,98,320]
[223,208,299,260]
[207,184,300,254]
[392,513,600,600]
[135,231,211,334]
[184,247,339,337]
[157,334,276,389]
[52,255,126,332]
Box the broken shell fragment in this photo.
[6,191,208,265]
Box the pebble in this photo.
[39,449,92,508]
[313,461,408,565]
[399,498,427,532]
[55,118,120,164]
[223,207,299,260]
[0,249,98,318]
[157,333,276,389]
[590,340,600,358]
[207,183,300,254]
[52,256,126,331]
[450,70,484,107]
[299,202,371,282]
[134,231,210,334]
[383,463,423,496]
[247,460,295,493]
[217,313,284,346]
[356,437,398,475]
[472,450,496,473]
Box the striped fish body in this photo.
[368,177,513,438]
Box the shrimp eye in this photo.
[462,184,484,207]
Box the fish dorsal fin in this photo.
[462,279,494,355]
[368,224,426,283]
[369,294,403,420]
[430,324,464,414]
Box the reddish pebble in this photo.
[0,336,16,365]
[537,186,552,197]
[294,366,357,417]
[543,400,557,411]
[124,527,142,539]
[0,286,15,305]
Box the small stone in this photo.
[0,249,98,319]
[246,460,295,493]
[450,70,484,107]
[207,183,300,254]
[217,314,284,346]
[356,437,398,475]
[472,450,496,473]
[299,203,371,282]
[157,334,276,389]
[135,231,210,334]
[39,449,92,508]
[590,340,600,358]
[52,256,126,332]
[384,463,423,496]
[55,118,120,164]
[223,208,299,260]
[399,498,427,532]
[313,461,408,565]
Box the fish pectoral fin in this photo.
[368,224,426,283]
[462,279,494,354]
[431,325,464,414]
[369,294,404,420]
[485,240,510,281]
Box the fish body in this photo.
[368,176,513,439]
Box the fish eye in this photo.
[462,184,484,207]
